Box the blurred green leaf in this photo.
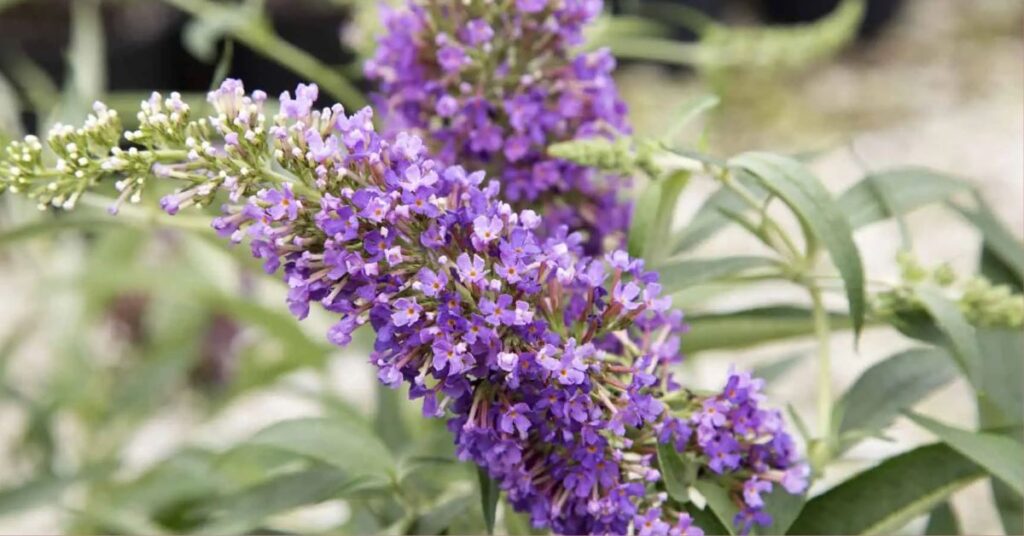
[630,170,690,264]
[243,417,396,483]
[975,328,1023,430]
[657,442,694,503]
[685,504,730,536]
[209,40,235,90]
[751,353,806,386]
[61,0,106,123]
[659,256,778,295]
[682,306,853,354]
[477,468,499,535]
[731,152,866,338]
[951,199,1024,285]
[981,242,1023,293]
[662,94,720,143]
[912,286,983,390]
[694,481,737,535]
[906,413,1024,497]
[835,347,958,450]
[976,328,1024,534]
[375,383,411,454]
[199,467,369,534]
[669,179,767,255]
[788,443,984,534]
[0,475,72,518]
[838,167,971,229]
[211,293,332,395]
[0,217,119,247]
[759,487,805,536]
[417,489,476,535]
[0,70,21,139]
[924,501,959,535]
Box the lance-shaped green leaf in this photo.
[759,487,806,536]
[906,413,1024,497]
[198,467,381,534]
[242,417,396,483]
[685,503,731,536]
[835,347,958,450]
[682,306,854,354]
[657,442,697,502]
[951,198,1024,284]
[788,443,985,535]
[694,481,738,536]
[838,167,971,229]
[912,285,984,391]
[669,178,768,255]
[731,152,866,337]
[752,353,806,387]
[924,501,960,535]
[976,328,1024,534]
[477,467,499,535]
[658,256,780,295]
[630,170,690,264]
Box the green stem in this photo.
[599,36,702,66]
[78,192,214,232]
[161,0,367,109]
[718,169,803,262]
[809,284,832,440]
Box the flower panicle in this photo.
[365,0,633,254]
[0,78,806,535]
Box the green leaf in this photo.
[375,382,411,454]
[685,503,730,536]
[209,39,235,90]
[60,0,105,124]
[976,328,1024,534]
[0,70,22,139]
[477,467,499,535]
[694,481,737,536]
[243,417,396,483]
[657,442,695,502]
[788,443,985,535]
[759,487,805,536]
[981,242,1023,293]
[630,170,690,265]
[0,476,72,517]
[669,179,767,255]
[731,152,866,337]
[682,306,853,354]
[906,413,1024,497]
[199,467,375,534]
[924,501,959,535]
[913,285,983,390]
[835,347,958,447]
[951,199,1024,284]
[415,490,476,535]
[658,256,779,295]
[751,353,806,386]
[975,328,1024,430]
[663,94,720,143]
[838,167,971,229]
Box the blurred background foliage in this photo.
[0,0,1021,534]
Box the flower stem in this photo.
[809,284,832,440]
[160,0,367,109]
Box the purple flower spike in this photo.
[366,0,633,253]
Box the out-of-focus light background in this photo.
[0,0,1020,534]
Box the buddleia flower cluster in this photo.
[365,0,632,254]
[0,79,807,534]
